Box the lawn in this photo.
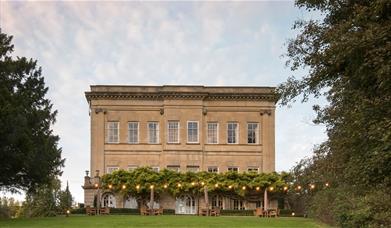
[0,215,330,228]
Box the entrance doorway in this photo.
[175,195,197,214]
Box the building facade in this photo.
[83,85,276,213]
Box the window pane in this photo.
[186,165,199,172]
[107,122,119,143]
[107,166,119,174]
[227,123,238,144]
[207,123,218,144]
[187,121,198,143]
[247,123,258,144]
[228,167,239,172]
[167,165,180,172]
[148,122,159,144]
[128,122,139,144]
[208,166,218,173]
[168,121,179,143]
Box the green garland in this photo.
[100,167,290,201]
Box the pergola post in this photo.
[204,185,209,216]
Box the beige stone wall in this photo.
[85,85,276,207]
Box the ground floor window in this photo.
[101,193,116,208]
[211,195,223,209]
[124,196,138,209]
[175,195,197,214]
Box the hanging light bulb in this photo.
[310,184,315,189]
[177,183,182,187]
[108,184,112,189]
[297,185,302,190]
[325,182,329,187]
[269,187,274,191]
[201,182,205,186]
[150,185,154,189]
[163,184,168,189]
[122,185,126,189]
[283,186,288,191]
[191,182,195,186]
[242,186,246,190]
[256,187,260,191]
[228,185,233,189]
[136,185,140,190]
[215,184,219,188]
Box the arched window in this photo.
[101,193,116,208]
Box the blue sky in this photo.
[1,1,326,203]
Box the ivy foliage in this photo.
[101,167,288,200]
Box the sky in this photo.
[0,1,326,203]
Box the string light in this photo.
[256,187,260,191]
[310,184,315,190]
[108,184,112,189]
[163,184,168,189]
[325,182,329,187]
[136,185,140,190]
[122,185,126,189]
[177,183,182,187]
[201,182,205,186]
[228,185,233,189]
[191,182,195,186]
[215,184,219,188]
[269,187,274,191]
[292,212,295,216]
[283,186,288,191]
[297,185,302,190]
[242,186,246,190]
[94,183,98,188]
[150,185,154,189]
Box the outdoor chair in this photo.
[200,208,209,216]
[268,208,279,218]
[100,207,110,215]
[210,207,220,216]
[253,207,264,217]
[155,207,163,215]
[140,207,149,216]
[86,206,96,216]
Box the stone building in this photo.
[83,85,276,213]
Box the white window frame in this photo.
[128,122,139,144]
[167,165,180,172]
[186,165,200,172]
[207,122,219,144]
[247,123,259,144]
[247,167,259,173]
[128,165,138,172]
[187,121,199,143]
[227,122,239,144]
[167,121,180,143]
[227,166,239,173]
[148,122,160,144]
[107,166,119,174]
[207,166,219,173]
[106,121,119,143]
[152,166,160,172]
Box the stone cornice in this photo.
[85,85,277,102]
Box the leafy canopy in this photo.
[279,0,391,226]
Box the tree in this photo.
[19,178,60,217]
[0,30,64,192]
[279,0,391,226]
[57,181,73,212]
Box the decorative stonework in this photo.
[85,86,277,102]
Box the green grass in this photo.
[0,215,330,228]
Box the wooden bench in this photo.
[100,207,110,215]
